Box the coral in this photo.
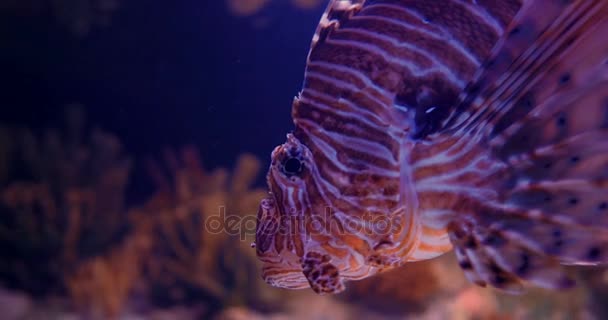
[340,257,450,315]
[215,293,354,320]
[0,183,65,296]
[0,106,132,297]
[138,147,281,316]
[64,225,152,319]
[0,288,32,320]
[0,107,291,317]
[338,252,483,318]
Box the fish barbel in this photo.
[255,0,608,294]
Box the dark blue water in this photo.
[0,1,325,200]
[1,1,324,169]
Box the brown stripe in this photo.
[339,17,478,76]
[374,0,500,58]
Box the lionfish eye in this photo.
[282,156,304,177]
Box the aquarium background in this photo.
[1,0,607,319]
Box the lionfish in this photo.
[254,0,608,294]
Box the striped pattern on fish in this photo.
[255,0,608,295]
[297,0,521,262]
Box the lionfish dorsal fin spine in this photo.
[433,0,608,292]
[446,0,608,136]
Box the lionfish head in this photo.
[254,130,408,294]
[254,133,319,290]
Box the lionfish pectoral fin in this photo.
[442,0,608,292]
[444,0,608,135]
[449,220,576,294]
[301,251,345,294]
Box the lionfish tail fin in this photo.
[446,0,608,293]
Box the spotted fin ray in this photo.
[444,0,608,292]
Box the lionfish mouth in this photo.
[254,197,278,256]
[255,195,312,290]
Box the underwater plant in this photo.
[64,224,152,319]
[138,147,285,316]
[0,107,301,317]
[0,106,132,298]
[340,254,461,315]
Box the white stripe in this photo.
[323,37,467,89]
[305,71,392,112]
[457,0,504,36]
[300,88,388,129]
[307,61,391,99]
[325,130,397,162]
